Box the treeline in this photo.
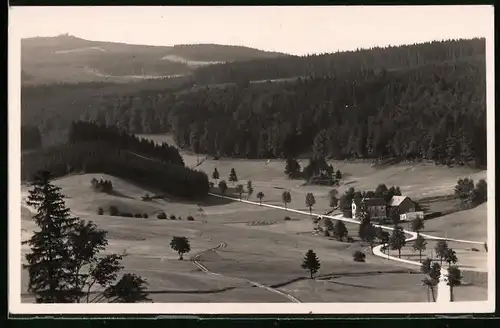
[21,125,42,150]
[192,38,485,85]
[167,56,486,166]
[22,142,209,199]
[68,121,184,166]
[22,122,209,199]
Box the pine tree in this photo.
[23,170,150,303]
[301,249,321,279]
[229,168,238,185]
[412,234,427,262]
[23,170,79,303]
[212,168,220,181]
[305,192,316,214]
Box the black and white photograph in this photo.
[8,5,495,314]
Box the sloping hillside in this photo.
[21,34,289,84]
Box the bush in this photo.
[142,213,148,218]
[347,237,355,243]
[142,193,152,201]
[169,215,177,220]
[134,213,143,218]
[353,251,366,262]
[187,216,195,221]
[109,205,119,216]
[178,217,182,220]
[97,207,104,215]
[157,212,167,220]
[284,216,291,221]
[121,212,133,218]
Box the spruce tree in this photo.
[24,170,79,303]
[301,249,321,279]
[23,170,150,303]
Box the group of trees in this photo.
[24,171,150,303]
[322,218,349,241]
[454,178,488,209]
[22,122,209,199]
[285,157,342,186]
[91,178,113,193]
[420,239,462,302]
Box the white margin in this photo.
[8,5,495,315]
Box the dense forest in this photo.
[21,38,487,167]
[21,125,42,150]
[22,122,209,199]
[193,38,485,84]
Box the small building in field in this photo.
[352,197,387,220]
[387,196,416,214]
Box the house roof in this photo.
[362,198,387,206]
[352,197,386,207]
[388,196,411,207]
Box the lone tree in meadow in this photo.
[389,225,407,258]
[305,193,316,215]
[212,168,220,182]
[301,249,321,279]
[328,189,339,208]
[235,184,244,200]
[256,191,265,205]
[434,240,449,265]
[218,180,228,197]
[229,168,238,185]
[444,248,458,266]
[170,236,191,260]
[412,234,428,262]
[24,170,150,303]
[411,216,425,235]
[282,191,292,210]
[446,265,462,302]
[247,180,254,199]
[421,258,442,302]
[333,220,348,241]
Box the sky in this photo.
[10,5,493,56]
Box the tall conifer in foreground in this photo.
[23,170,150,303]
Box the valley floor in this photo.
[18,134,489,303]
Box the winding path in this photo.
[208,192,485,303]
[191,242,301,303]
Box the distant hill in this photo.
[21,34,289,84]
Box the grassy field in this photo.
[20,167,488,302]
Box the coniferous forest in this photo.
[22,38,487,170]
[22,122,209,199]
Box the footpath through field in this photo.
[207,192,485,303]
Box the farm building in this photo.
[352,198,387,220]
[387,196,416,214]
[352,195,418,221]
